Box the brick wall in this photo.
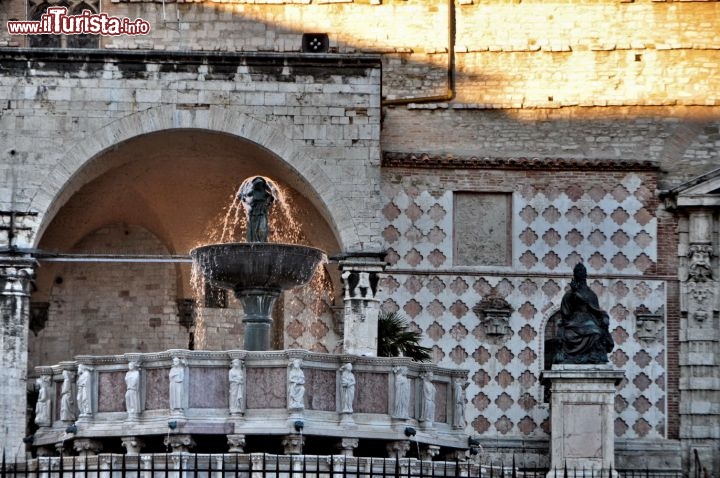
[656,203,680,439]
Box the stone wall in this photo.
[29,224,187,370]
[378,166,670,445]
[2,0,719,107]
[2,1,719,189]
[0,49,383,253]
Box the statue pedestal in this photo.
[542,364,624,476]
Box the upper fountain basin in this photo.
[191,243,326,295]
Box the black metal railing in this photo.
[0,453,683,478]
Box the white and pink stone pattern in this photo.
[379,173,666,439]
[383,173,656,275]
[284,287,339,354]
[513,174,657,275]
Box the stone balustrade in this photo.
[32,349,470,456]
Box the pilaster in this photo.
[338,253,386,356]
[0,256,36,458]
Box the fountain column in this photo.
[0,256,36,457]
[192,177,326,353]
[238,289,280,351]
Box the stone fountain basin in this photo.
[191,243,325,295]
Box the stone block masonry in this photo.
[1,1,718,110]
[0,49,382,457]
[0,49,383,252]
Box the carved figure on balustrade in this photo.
[420,372,435,424]
[60,370,76,422]
[339,363,355,413]
[229,359,245,414]
[35,376,52,427]
[288,359,305,410]
[77,364,93,416]
[169,357,186,411]
[392,366,410,419]
[125,361,141,415]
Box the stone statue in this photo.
[452,378,468,429]
[125,361,141,416]
[229,359,245,414]
[240,176,276,243]
[60,370,76,422]
[339,363,355,413]
[169,357,186,411]
[341,270,353,299]
[553,262,615,364]
[34,376,52,427]
[288,359,305,410]
[392,366,410,419]
[420,372,435,424]
[688,244,713,282]
[358,272,372,299]
[77,364,93,416]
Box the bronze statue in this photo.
[553,263,614,364]
[239,176,276,243]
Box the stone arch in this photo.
[538,307,561,369]
[28,105,363,251]
[537,306,561,403]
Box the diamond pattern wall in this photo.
[379,274,666,439]
[379,172,665,440]
[513,175,657,275]
[382,173,657,275]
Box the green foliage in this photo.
[377,311,432,362]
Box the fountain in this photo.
[28,176,471,460]
[190,177,325,351]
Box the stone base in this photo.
[546,469,618,478]
[121,436,145,455]
[227,434,246,453]
[282,434,305,455]
[542,364,624,472]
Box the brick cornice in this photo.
[382,152,659,171]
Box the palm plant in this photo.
[377,311,432,362]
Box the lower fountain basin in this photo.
[191,243,326,296]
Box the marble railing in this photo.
[32,350,470,455]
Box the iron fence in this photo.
[0,453,683,478]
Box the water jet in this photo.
[191,176,325,351]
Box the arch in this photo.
[28,105,364,251]
[538,306,561,373]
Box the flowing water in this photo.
[191,176,331,350]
